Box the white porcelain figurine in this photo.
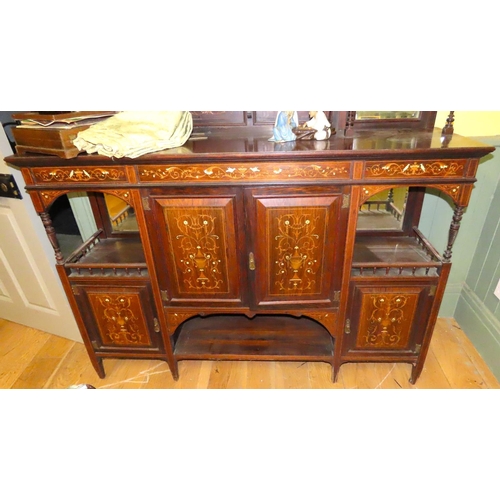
[303,111,331,140]
[269,111,299,142]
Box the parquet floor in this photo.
[0,317,498,389]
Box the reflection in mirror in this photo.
[357,187,408,231]
[104,193,138,232]
[48,194,84,259]
[355,111,420,120]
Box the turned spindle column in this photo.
[443,204,464,262]
[40,211,64,264]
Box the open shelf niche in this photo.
[173,314,335,363]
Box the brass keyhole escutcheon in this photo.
[249,252,256,271]
[1,183,7,192]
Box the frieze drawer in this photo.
[31,166,129,184]
[138,161,352,183]
[364,159,467,179]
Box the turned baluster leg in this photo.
[443,205,464,262]
[40,211,64,264]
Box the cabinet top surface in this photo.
[4,128,494,167]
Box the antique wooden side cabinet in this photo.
[5,111,494,384]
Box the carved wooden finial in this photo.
[344,111,356,137]
[442,111,455,136]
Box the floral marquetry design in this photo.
[156,196,242,302]
[356,292,419,349]
[365,160,466,178]
[254,194,339,305]
[33,167,127,183]
[88,293,152,347]
[274,213,321,293]
[161,205,233,295]
[176,214,224,290]
[139,162,351,183]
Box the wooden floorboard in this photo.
[0,317,498,389]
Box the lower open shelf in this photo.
[174,314,334,361]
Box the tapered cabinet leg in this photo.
[94,357,106,379]
[169,360,180,381]
[410,362,423,385]
[332,362,341,384]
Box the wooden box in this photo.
[11,112,115,159]
[12,124,90,159]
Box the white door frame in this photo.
[0,126,81,341]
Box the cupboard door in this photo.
[150,192,246,306]
[248,188,347,308]
[73,282,163,352]
[345,282,435,355]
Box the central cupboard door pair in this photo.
[146,186,349,310]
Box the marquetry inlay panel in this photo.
[252,193,341,306]
[364,160,466,178]
[139,162,351,183]
[356,290,419,349]
[33,167,128,183]
[159,197,240,298]
[270,208,325,295]
[87,292,152,347]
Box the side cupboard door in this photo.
[246,186,349,309]
[146,187,248,308]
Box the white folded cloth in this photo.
[73,111,193,158]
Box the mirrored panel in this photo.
[48,193,84,258]
[103,193,138,233]
[357,187,408,231]
[48,192,140,258]
[355,111,420,120]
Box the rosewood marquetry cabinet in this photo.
[5,111,494,384]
